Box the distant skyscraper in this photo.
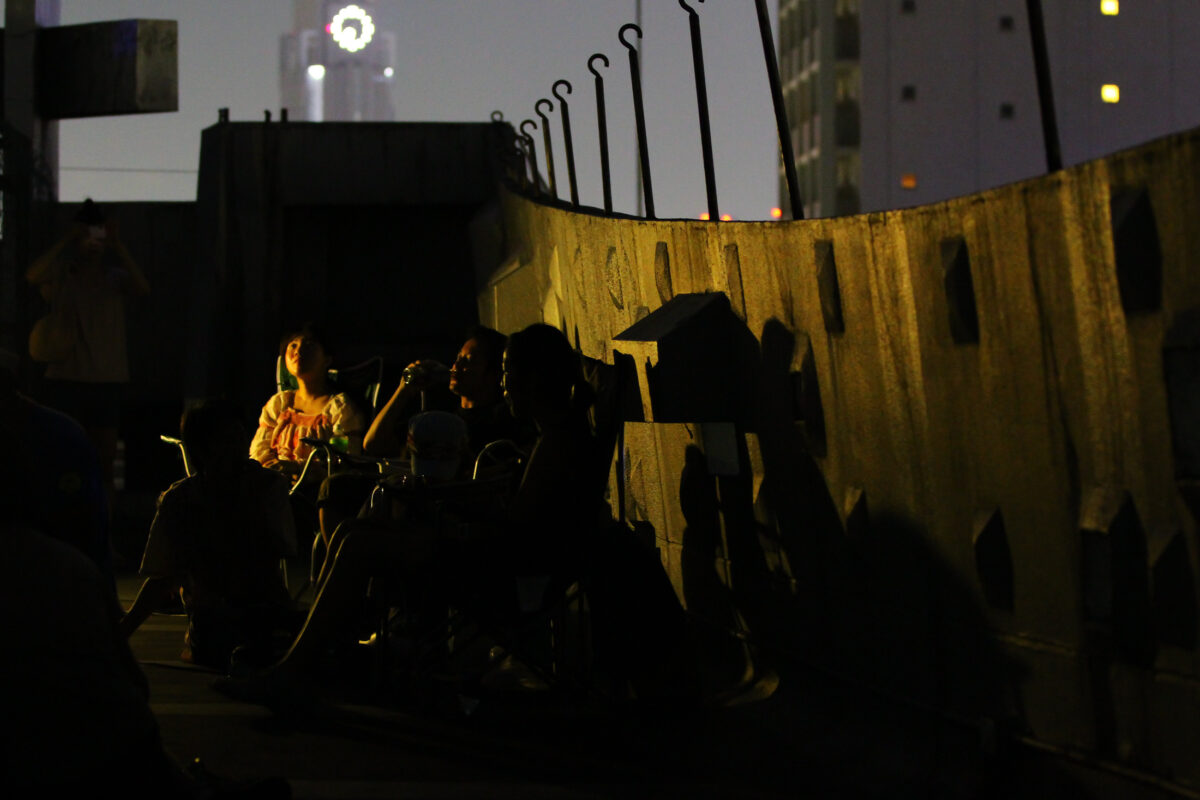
[778,0,1200,217]
[280,0,395,122]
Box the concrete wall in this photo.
[480,127,1200,789]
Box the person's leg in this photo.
[271,520,434,676]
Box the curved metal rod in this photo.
[589,53,613,213]
[618,22,642,51]
[552,80,579,206]
[619,22,654,217]
[680,0,718,219]
[587,52,609,78]
[520,120,541,194]
[534,98,558,199]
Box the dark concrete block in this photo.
[1163,309,1200,480]
[612,293,757,424]
[724,244,747,321]
[815,240,845,335]
[1079,488,1153,666]
[1109,185,1163,316]
[36,20,178,119]
[654,241,673,304]
[973,508,1014,612]
[844,485,869,545]
[797,334,827,457]
[1151,531,1197,651]
[940,236,980,344]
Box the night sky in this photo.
[39,1,782,221]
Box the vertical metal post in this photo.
[679,0,718,220]
[1025,0,1062,172]
[754,0,804,219]
[552,80,580,206]
[589,54,614,213]
[535,99,558,199]
[620,23,655,219]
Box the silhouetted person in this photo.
[122,400,299,669]
[0,350,111,584]
[26,199,150,506]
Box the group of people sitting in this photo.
[120,321,611,696]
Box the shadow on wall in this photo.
[673,311,1029,734]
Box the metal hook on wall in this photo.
[534,98,558,200]
[588,53,613,214]
[552,79,579,207]
[520,119,541,194]
[619,23,654,219]
[678,0,718,220]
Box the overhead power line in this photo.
[60,166,198,174]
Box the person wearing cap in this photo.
[25,199,150,503]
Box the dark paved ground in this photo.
[117,563,1192,800]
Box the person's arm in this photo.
[363,365,424,455]
[108,220,150,297]
[328,393,367,455]
[118,575,178,638]
[250,393,284,466]
[25,226,81,286]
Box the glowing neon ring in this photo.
[330,5,375,53]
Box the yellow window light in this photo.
[900,173,918,189]
[1100,1,1119,15]
[1101,84,1120,103]
[699,212,710,221]
[770,207,784,219]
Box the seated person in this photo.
[219,324,606,694]
[365,324,532,458]
[251,322,367,485]
[121,400,300,669]
[0,353,110,586]
[318,326,533,544]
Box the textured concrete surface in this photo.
[477,128,1200,793]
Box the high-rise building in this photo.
[778,0,1200,217]
[280,1,396,122]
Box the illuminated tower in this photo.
[280,1,395,121]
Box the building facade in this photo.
[779,0,1200,216]
[280,0,396,122]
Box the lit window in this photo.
[770,207,784,219]
[1101,1,1119,15]
[307,64,326,80]
[900,173,917,189]
[1101,84,1120,103]
[699,212,710,221]
[720,214,733,221]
